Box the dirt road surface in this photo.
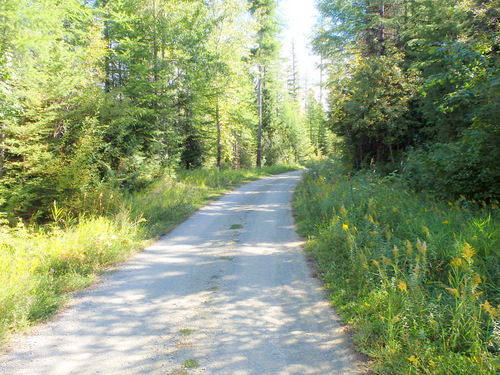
[0,171,366,374]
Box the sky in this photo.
[278,0,321,89]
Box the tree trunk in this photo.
[378,3,386,55]
[256,64,263,168]
[216,98,222,169]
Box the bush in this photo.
[402,129,500,202]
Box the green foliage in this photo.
[403,129,500,201]
[182,359,199,368]
[0,0,106,220]
[328,53,418,168]
[293,160,500,374]
[313,0,500,200]
[305,91,333,157]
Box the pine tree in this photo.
[0,0,106,219]
[249,0,282,167]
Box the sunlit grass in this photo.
[0,164,302,343]
[293,159,500,375]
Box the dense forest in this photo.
[0,0,329,222]
[313,0,500,202]
[2,0,498,223]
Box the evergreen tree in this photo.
[0,0,106,219]
[203,0,257,169]
[249,0,282,167]
[313,0,500,198]
[305,91,330,156]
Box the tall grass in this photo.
[0,165,301,344]
[293,159,499,374]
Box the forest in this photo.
[2,0,498,222]
[0,0,326,222]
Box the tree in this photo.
[249,0,282,167]
[305,90,330,156]
[314,0,417,168]
[313,0,500,198]
[203,0,257,169]
[0,0,106,219]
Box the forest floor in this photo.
[0,171,367,374]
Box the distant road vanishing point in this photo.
[0,170,366,375]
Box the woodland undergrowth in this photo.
[293,159,500,375]
[0,165,300,344]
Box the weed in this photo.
[182,359,199,368]
[180,328,195,337]
[293,159,500,374]
[230,224,243,230]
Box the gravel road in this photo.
[0,170,366,374]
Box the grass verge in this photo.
[293,159,499,374]
[0,164,301,344]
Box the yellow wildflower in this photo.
[392,314,401,324]
[472,273,482,287]
[446,288,460,297]
[408,355,418,364]
[450,257,464,268]
[417,239,427,255]
[480,301,499,318]
[342,223,349,231]
[461,243,475,263]
[406,240,413,255]
[382,255,392,265]
[398,280,408,292]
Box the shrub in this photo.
[402,129,500,202]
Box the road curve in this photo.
[0,171,365,374]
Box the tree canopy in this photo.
[0,0,325,221]
[313,0,500,201]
